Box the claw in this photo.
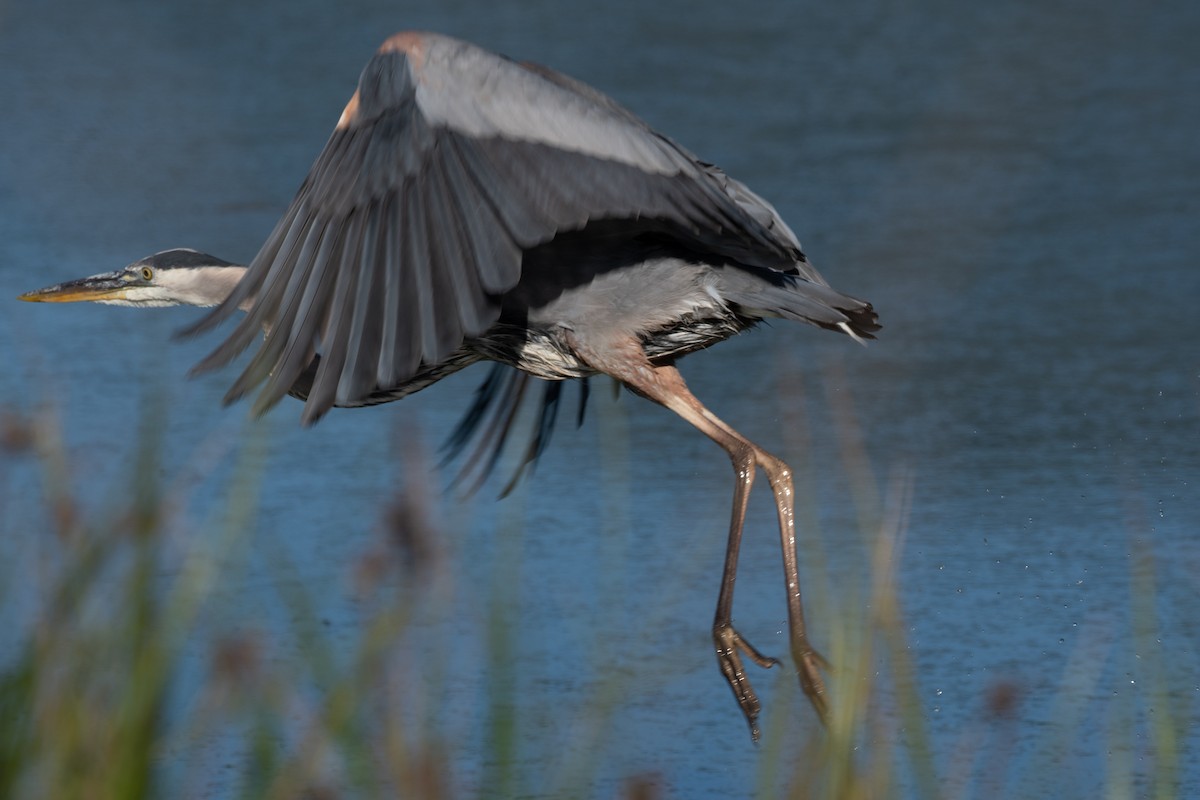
[734,630,780,670]
[793,642,830,725]
[714,622,778,741]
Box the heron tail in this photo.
[716,264,880,341]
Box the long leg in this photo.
[568,335,827,738]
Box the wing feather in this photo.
[226,220,326,404]
[338,209,387,405]
[389,186,424,381]
[257,221,343,414]
[302,215,366,422]
[430,149,495,335]
[439,136,521,294]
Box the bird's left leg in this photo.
[753,440,830,724]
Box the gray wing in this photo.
[183,32,803,424]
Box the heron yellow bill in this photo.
[18,272,129,303]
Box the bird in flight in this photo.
[21,31,878,739]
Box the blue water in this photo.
[2,1,1199,797]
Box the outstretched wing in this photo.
[183,32,801,424]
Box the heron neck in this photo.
[184,265,254,309]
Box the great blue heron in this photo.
[20,32,878,739]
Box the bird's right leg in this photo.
[565,333,786,739]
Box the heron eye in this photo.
[141,267,154,281]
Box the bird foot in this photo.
[713,621,779,741]
[792,641,830,725]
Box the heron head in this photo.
[18,249,246,308]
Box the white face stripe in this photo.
[131,266,248,307]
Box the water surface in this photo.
[2,1,1198,796]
